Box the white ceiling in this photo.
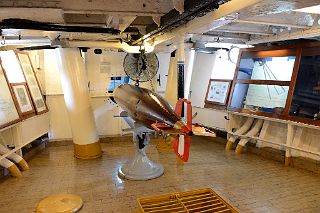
[1,0,320,50]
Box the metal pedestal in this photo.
[118,133,164,180]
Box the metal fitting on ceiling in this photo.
[131,0,230,45]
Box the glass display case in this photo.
[229,50,296,117]
[289,48,320,121]
[230,83,289,114]
[228,45,320,126]
[237,57,295,81]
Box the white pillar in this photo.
[184,49,195,99]
[55,48,101,159]
[177,39,185,100]
[165,53,178,106]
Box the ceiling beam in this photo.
[190,33,249,42]
[235,19,311,29]
[147,0,264,46]
[119,16,137,32]
[247,26,320,45]
[212,29,273,36]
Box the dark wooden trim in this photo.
[0,59,21,129]
[227,50,243,108]
[204,79,232,107]
[283,48,302,116]
[235,79,291,86]
[10,82,36,118]
[204,103,227,110]
[15,51,49,115]
[241,49,296,58]
[301,46,320,56]
[241,41,320,52]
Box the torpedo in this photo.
[114,83,215,162]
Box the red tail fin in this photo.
[172,134,191,162]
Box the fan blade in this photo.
[172,134,191,162]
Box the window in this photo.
[107,76,129,93]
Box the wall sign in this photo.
[11,83,35,117]
[205,79,232,106]
[16,52,48,114]
[0,62,20,129]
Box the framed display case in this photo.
[288,47,320,124]
[15,51,48,114]
[205,79,232,106]
[228,43,320,126]
[0,61,20,129]
[11,83,35,117]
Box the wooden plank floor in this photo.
[0,136,319,213]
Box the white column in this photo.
[184,49,195,99]
[165,53,178,106]
[55,48,101,159]
[285,124,294,166]
[177,38,185,101]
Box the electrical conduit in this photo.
[226,117,254,150]
[235,119,264,154]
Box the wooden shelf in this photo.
[0,113,49,161]
[227,131,320,156]
[228,111,320,130]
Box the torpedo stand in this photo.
[118,132,164,180]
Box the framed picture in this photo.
[11,83,35,117]
[15,52,48,114]
[0,62,21,129]
[205,79,232,106]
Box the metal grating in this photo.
[137,188,238,213]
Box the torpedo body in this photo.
[114,84,184,130]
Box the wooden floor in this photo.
[0,136,319,213]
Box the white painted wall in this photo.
[189,52,216,108]
[156,52,171,93]
[188,50,237,130]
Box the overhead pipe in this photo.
[0,158,22,178]
[59,40,155,53]
[0,144,29,171]
[0,19,120,34]
[235,119,264,154]
[226,117,254,150]
[235,19,310,29]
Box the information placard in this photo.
[0,63,20,128]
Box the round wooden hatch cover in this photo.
[36,193,83,213]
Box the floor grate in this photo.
[137,188,238,213]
